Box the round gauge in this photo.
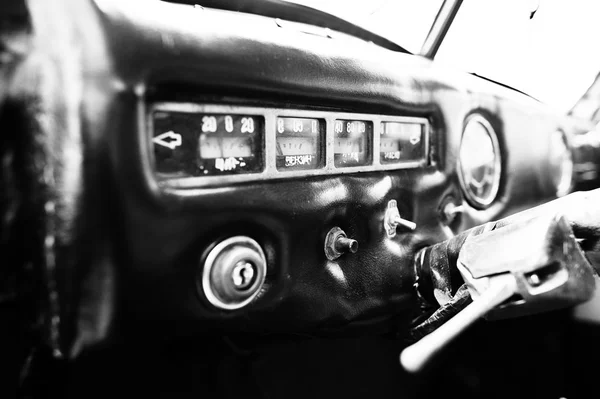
[549,130,573,197]
[458,115,502,208]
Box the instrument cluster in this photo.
[148,103,431,188]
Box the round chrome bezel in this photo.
[457,115,502,209]
[201,236,267,310]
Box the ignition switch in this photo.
[231,261,256,290]
[200,236,267,310]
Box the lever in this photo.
[401,276,516,373]
[442,201,464,224]
[384,200,416,237]
[401,213,596,373]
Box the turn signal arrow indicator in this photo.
[153,131,182,150]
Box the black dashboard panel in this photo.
[86,0,569,337]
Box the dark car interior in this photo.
[3,0,600,398]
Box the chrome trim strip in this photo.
[147,103,430,189]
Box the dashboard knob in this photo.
[324,227,358,260]
[335,236,359,255]
[200,236,267,310]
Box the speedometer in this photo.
[458,115,502,208]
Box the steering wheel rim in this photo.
[1,0,116,363]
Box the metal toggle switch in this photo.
[442,201,464,224]
[384,200,416,238]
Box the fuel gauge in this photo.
[276,117,324,171]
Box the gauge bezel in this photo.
[146,103,430,189]
[457,114,502,209]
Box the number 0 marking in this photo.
[225,115,234,132]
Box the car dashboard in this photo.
[3,0,600,398]
[106,0,570,329]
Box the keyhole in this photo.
[231,261,255,290]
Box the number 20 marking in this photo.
[202,116,217,132]
[241,117,254,133]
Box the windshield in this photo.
[286,0,600,114]
[286,0,443,54]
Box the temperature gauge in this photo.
[380,121,426,164]
[276,117,324,171]
[334,120,372,167]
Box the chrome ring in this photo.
[200,236,267,310]
[457,114,502,208]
